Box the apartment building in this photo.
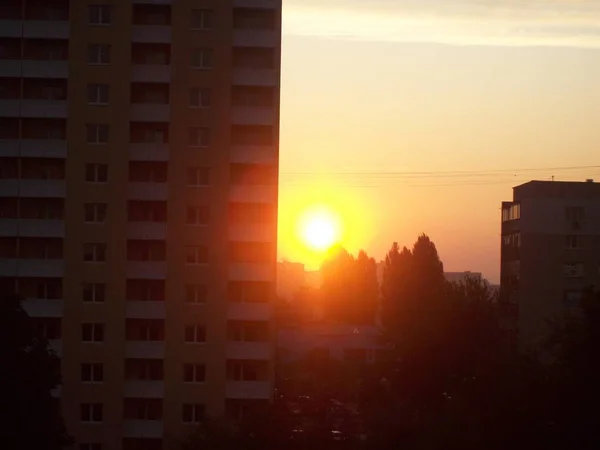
[500,180,600,349]
[0,0,281,448]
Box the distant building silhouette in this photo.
[500,180,600,348]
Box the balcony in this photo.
[130,143,169,162]
[233,30,278,48]
[131,65,171,83]
[124,381,165,398]
[227,341,272,360]
[0,219,64,238]
[0,139,67,158]
[125,302,166,320]
[126,262,167,280]
[23,61,68,79]
[21,298,63,318]
[228,223,274,242]
[0,180,65,198]
[230,145,276,164]
[130,104,170,122]
[231,107,275,126]
[125,341,165,359]
[0,259,64,278]
[0,99,67,119]
[233,0,280,7]
[123,420,164,438]
[232,69,278,87]
[132,25,172,44]
[226,381,272,399]
[230,185,276,204]
[0,20,69,39]
[127,222,167,240]
[128,182,168,201]
[228,302,271,321]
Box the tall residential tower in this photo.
[0,0,281,448]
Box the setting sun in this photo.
[299,207,341,251]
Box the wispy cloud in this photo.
[284,0,600,48]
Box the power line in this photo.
[280,164,600,178]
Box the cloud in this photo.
[284,0,600,48]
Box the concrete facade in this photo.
[0,1,281,448]
[500,180,600,349]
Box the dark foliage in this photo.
[0,294,70,450]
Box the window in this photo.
[185,285,207,304]
[126,319,164,341]
[85,163,108,183]
[81,363,104,383]
[184,325,206,343]
[228,361,258,381]
[80,444,102,450]
[566,235,582,250]
[125,359,163,381]
[83,283,106,303]
[82,323,105,343]
[89,5,112,25]
[182,404,205,424]
[124,399,163,420]
[189,88,211,108]
[186,206,209,226]
[127,279,165,302]
[185,246,208,265]
[191,9,213,30]
[35,318,62,340]
[80,403,103,423]
[192,49,213,69]
[188,127,210,147]
[565,206,585,222]
[87,84,110,105]
[187,167,209,187]
[563,262,584,278]
[84,203,107,224]
[83,243,106,262]
[86,124,109,144]
[183,364,205,383]
[88,44,111,64]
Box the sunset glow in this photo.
[299,207,341,252]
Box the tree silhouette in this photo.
[320,246,378,325]
[0,294,70,449]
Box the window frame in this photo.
[185,284,207,304]
[82,283,106,303]
[84,203,107,224]
[191,9,213,30]
[88,44,111,65]
[85,163,108,183]
[86,123,109,144]
[183,363,206,383]
[89,5,112,26]
[82,323,105,343]
[191,48,213,70]
[189,88,211,108]
[184,324,206,344]
[80,403,103,423]
[81,363,104,383]
[87,83,110,106]
[83,243,107,263]
[182,403,205,424]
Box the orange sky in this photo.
[277,0,600,282]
